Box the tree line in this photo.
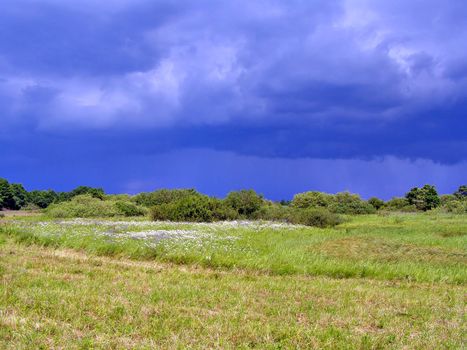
[1,178,466,226]
[0,178,104,210]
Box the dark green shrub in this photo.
[225,190,263,218]
[9,183,28,209]
[253,205,292,221]
[442,200,467,214]
[108,194,132,201]
[150,195,239,222]
[149,203,172,221]
[149,194,218,222]
[255,204,342,227]
[22,203,41,211]
[383,197,410,210]
[0,178,15,210]
[368,197,384,210]
[454,185,467,200]
[209,199,239,221]
[328,192,376,214]
[290,208,343,228]
[440,194,457,206]
[405,184,440,211]
[291,191,333,209]
[46,195,120,218]
[114,201,147,217]
[134,189,199,207]
[170,195,214,222]
[27,190,59,209]
[64,186,105,201]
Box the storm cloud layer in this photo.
[0,0,466,197]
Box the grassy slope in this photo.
[0,240,465,349]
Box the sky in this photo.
[0,0,466,200]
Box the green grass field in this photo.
[1,213,466,348]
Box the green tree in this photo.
[27,190,58,209]
[10,183,28,209]
[134,189,198,207]
[440,194,456,206]
[454,185,467,200]
[0,178,15,210]
[291,191,332,209]
[328,192,376,214]
[405,185,440,211]
[383,197,415,211]
[405,187,422,209]
[149,195,236,222]
[66,186,105,200]
[367,197,384,210]
[225,190,263,217]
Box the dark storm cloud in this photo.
[0,0,466,196]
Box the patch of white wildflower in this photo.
[8,219,301,256]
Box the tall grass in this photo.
[2,212,466,284]
[1,239,464,349]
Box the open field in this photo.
[1,213,466,348]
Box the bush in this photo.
[46,195,119,218]
[150,195,240,222]
[440,194,457,206]
[0,178,15,210]
[368,197,384,210]
[46,195,147,218]
[61,186,105,201]
[10,183,28,209]
[454,185,467,200]
[134,189,199,207]
[328,192,376,215]
[170,195,216,222]
[114,201,148,217]
[383,197,417,212]
[442,200,467,214]
[149,203,173,221]
[27,190,59,209]
[291,191,333,209]
[405,184,440,211]
[22,203,41,211]
[150,194,227,222]
[253,205,292,221]
[290,208,343,228]
[405,185,441,211]
[209,199,239,221]
[107,194,132,201]
[224,190,263,218]
[255,205,343,227]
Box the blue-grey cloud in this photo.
[0,0,466,196]
[2,147,466,200]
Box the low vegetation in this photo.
[2,178,466,231]
[0,212,465,348]
[1,213,465,284]
[0,239,464,349]
[1,178,466,348]
[45,195,148,218]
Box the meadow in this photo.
[0,212,466,348]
